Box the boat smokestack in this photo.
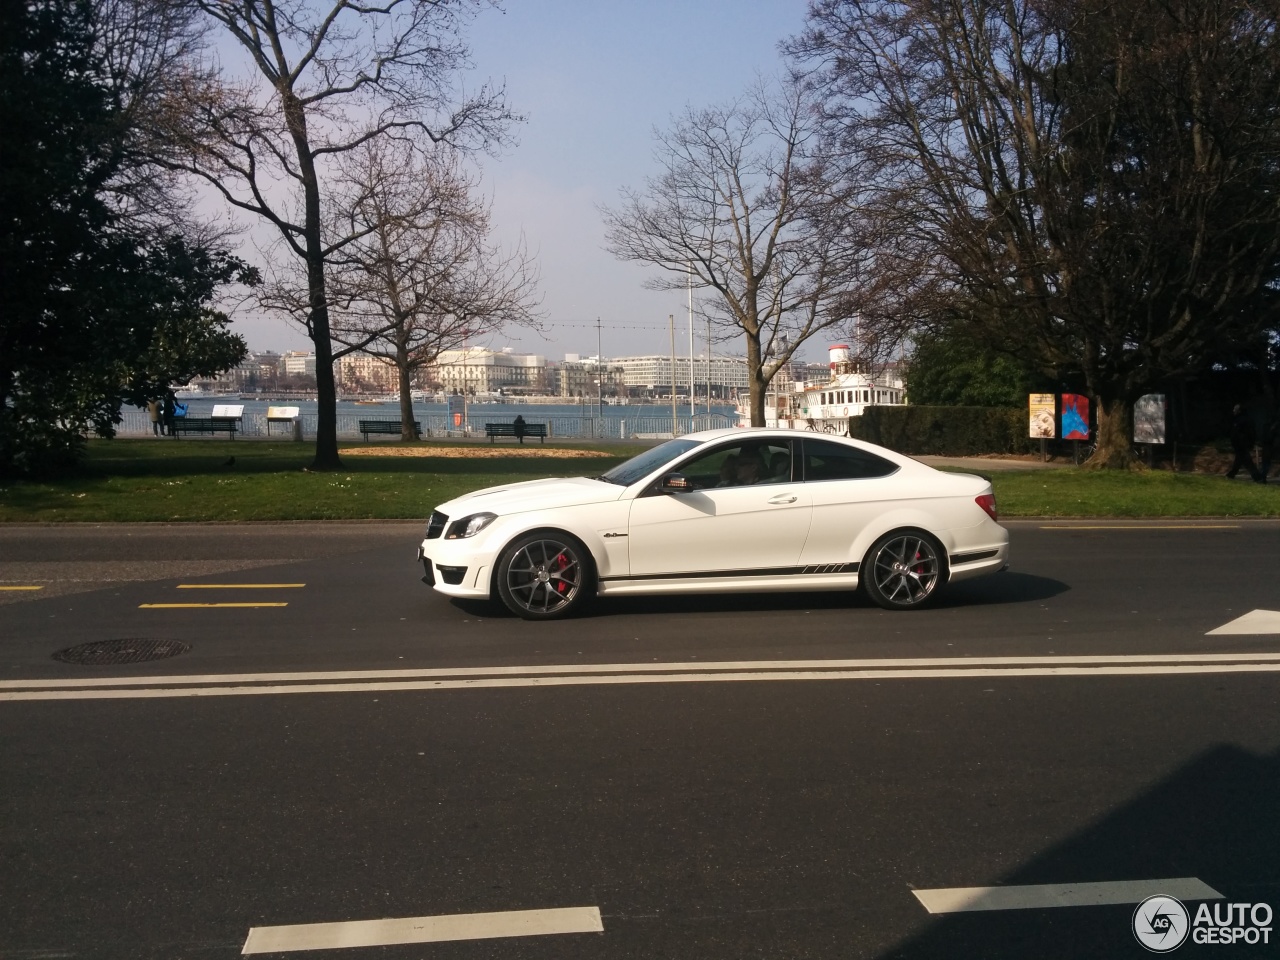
[829,344,853,375]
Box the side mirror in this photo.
[658,473,694,494]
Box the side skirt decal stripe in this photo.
[600,562,858,584]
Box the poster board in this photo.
[1061,394,1090,440]
[1029,394,1056,438]
[1133,394,1166,444]
[211,404,245,419]
[266,406,299,421]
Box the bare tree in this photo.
[166,0,516,468]
[794,0,1280,467]
[92,0,221,237]
[295,140,540,439]
[601,77,869,427]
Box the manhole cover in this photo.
[52,638,190,665]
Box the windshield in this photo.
[598,438,704,486]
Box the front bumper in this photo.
[418,540,494,599]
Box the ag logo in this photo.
[1134,895,1190,952]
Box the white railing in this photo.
[107,408,736,440]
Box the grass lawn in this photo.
[0,439,1276,521]
[977,467,1279,518]
[0,439,645,522]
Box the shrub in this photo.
[850,406,1029,456]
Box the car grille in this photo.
[425,511,448,539]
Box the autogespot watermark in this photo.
[1132,895,1273,952]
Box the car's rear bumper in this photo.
[947,538,1010,583]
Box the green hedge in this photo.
[849,406,1030,456]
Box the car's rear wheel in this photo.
[861,530,945,610]
[495,532,594,620]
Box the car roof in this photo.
[683,426,860,444]
[682,427,919,462]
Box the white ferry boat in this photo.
[736,344,906,433]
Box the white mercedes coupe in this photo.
[417,428,1009,620]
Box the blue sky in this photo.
[237,0,817,362]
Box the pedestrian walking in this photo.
[513,414,526,444]
[147,399,162,436]
[161,391,177,438]
[1225,403,1263,483]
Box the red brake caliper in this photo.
[553,552,570,594]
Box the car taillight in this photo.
[976,493,998,522]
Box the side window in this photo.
[802,438,897,481]
[674,441,794,489]
[676,444,741,490]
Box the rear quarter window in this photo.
[802,438,898,481]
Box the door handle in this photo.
[767,494,798,504]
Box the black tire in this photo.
[860,530,946,610]
[495,531,595,620]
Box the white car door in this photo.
[625,440,811,577]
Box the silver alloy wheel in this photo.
[500,536,585,618]
[866,533,941,609]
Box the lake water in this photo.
[118,397,738,440]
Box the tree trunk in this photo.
[1086,395,1140,470]
[745,332,766,426]
[397,343,417,441]
[310,296,341,469]
[281,88,341,470]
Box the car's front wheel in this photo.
[495,532,595,620]
[861,530,945,610]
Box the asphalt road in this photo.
[2,520,1279,959]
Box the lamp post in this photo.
[669,314,678,436]
[687,262,695,424]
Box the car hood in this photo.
[435,476,624,518]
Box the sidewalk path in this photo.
[918,455,1061,472]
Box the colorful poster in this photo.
[1061,394,1090,440]
[1029,394,1056,438]
[1133,394,1166,444]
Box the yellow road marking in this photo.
[176,583,306,589]
[0,586,44,591]
[1039,525,1241,530]
[139,603,289,609]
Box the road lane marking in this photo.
[913,878,1222,914]
[6,653,1280,690]
[0,586,44,591]
[1207,609,1280,635]
[241,907,603,954]
[177,583,305,589]
[7,659,1280,701]
[138,603,289,609]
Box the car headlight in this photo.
[445,512,497,539]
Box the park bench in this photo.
[359,419,421,441]
[171,416,239,438]
[485,422,547,443]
